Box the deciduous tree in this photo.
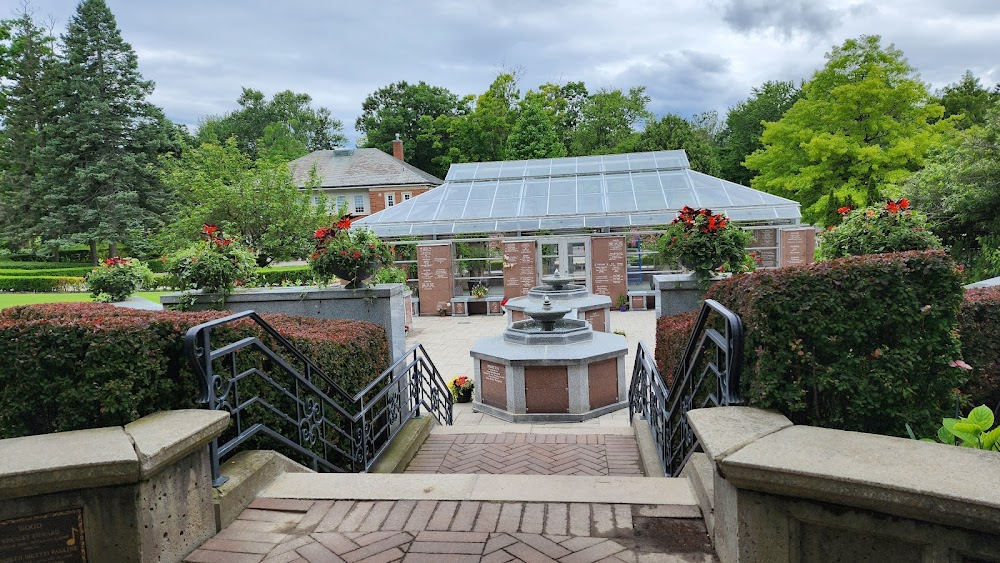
[623,114,720,174]
[717,80,800,185]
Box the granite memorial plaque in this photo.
[591,236,627,300]
[780,227,816,267]
[416,244,454,316]
[0,509,86,563]
[502,241,537,299]
[480,361,507,410]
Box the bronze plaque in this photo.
[590,236,628,301]
[588,358,619,409]
[502,241,537,299]
[524,366,569,413]
[780,228,817,267]
[584,309,606,333]
[481,360,507,409]
[0,509,87,562]
[416,244,454,316]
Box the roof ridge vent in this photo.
[333,147,354,157]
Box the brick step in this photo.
[259,473,697,507]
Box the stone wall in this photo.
[683,406,1000,563]
[0,410,229,563]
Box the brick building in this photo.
[289,137,443,216]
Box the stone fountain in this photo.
[470,295,627,422]
[504,273,613,332]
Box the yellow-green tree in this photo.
[745,35,955,225]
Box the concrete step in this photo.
[259,472,699,507]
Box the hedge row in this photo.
[957,287,1000,410]
[0,276,85,292]
[655,251,968,437]
[255,266,317,286]
[0,267,94,277]
[0,260,91,270]
[0,303,390,440]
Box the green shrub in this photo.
[654,310,698,385]
[373,266,407,284]
[0,276,85,292]
[168,225,257,294]
[818,199,942,260]
[0,267,93,277]
[254,265,317,287]
[704,250,966,437]
[958,287,1000,409]
[0,303,390,439]
[85,258,155,302]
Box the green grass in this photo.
[0,291,170,310]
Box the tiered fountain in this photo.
[504,274,612,332]
[470,295,627,422]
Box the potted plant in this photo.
[308,215,393,288]
[86,257,155,302]
[471,282,489,299]
[656,206,754,282]
[616,294,629,312]
[449,376,475,403]
[437,305,449,317]
[168,224,257,297]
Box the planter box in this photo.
[653,273,726,317]
[161,283,407,363]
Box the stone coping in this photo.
[470,332,627,365]
[160,282,405,304]
[688,407,1000,535]
[0,410,229,500]
[261,473,697,505]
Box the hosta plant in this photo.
[911,404,1000,451]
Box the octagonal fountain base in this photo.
[469,303,628,423]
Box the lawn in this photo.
[0,291,170,310]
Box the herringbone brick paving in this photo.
[185,498,716,562]
[404,434,643,476]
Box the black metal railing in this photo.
[629,299,744,476]
[184,310,452,485]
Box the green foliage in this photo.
[372,266,407,284]
[308,217,393,286]
[571,86,651,155]
[745,35,954,225]
[0,302,389,439]
[957,288,1000,409]
[167,226,257,294]
[197,87,345,160]
[0,276,84,292]
[817,199,943,260]
[448,375,474,403]
[923,405,1000,451]
[654,311,698,385]
[0,260,90,270]
[0,266,93,277]
[937,70,998,129]
[656,207,753,280]
[623,114,720,175]
[356,81,469,179]
[905,104,1000,278]
[160,140,327,266]
[706,250,967,436]
[254,265,317,287]
[521,81,589,150]
[85,258,154,302]
[503,98,567,160]
[33,0,177,261]
[717,80,801,185]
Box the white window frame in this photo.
[385,193,396,207]
[354,194,366,214]
[402,192,413,201]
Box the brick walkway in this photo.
[185,498,715,563]
[404,434,642,476]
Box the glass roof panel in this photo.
[447,163,477,181]
[576,156,603,174]
[659,171,689,189]
[695,188,732,208]
[628,154,656,170]
[468,181,497,200]
[464,204,493,219]
[497,220,521,231]
[635,191,667,211]
[439,201,468,218]
[654,150,689,169]
[577,176,603,195]
[549,160,577,176]
[519,197,547,216]
[578,195,604,213]
[607,196,637,212]
[663,188,699,209]
[605,176,632,193]
[494,180,523,199]
[444,183,472,201]
[548,196,577,215]
[631,172,661,192]
[525,160,551,177]
[524,179,549,197]
[775,206,802,219]
[473,163,502,180]
[542,216,585,230]
[724,186,765,206]
[607,215,630,227]
[491,199,520,216]
[585,216,610,228]
[602,155,629,172]
[499,160,527,178]
[549,177,576,197]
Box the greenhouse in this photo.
[353,150,810,316]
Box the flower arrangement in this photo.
[85,257,154,302]
[818,198,943,260]
[471,283,489,298]
[656,206,754,280]
[168,224,257,295]
[449,375,474,403]
[308,215,393,288]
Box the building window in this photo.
[354,194,366,214]
[386,193,396,207]
[402,192,412,201]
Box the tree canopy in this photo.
[937,70,998,129]
[622,113,720,174]
[197,87,345,161]
[745,35,954,225]
[717,80,800,185]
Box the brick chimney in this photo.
[392,133,404,161]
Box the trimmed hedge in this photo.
[0,259,90,269]
[0,267,94,277]
[0,276,85,292]
[0,303,390,439]
[655,251,968,437]
[958,287,1000,409]
[654,310,697,388]
[254,265,317,286]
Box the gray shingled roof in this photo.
[288,148,443,189]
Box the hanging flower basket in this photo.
[309,216,393,289]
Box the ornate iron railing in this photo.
[184,310,452,485]
[629,299,744,476]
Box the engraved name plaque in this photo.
[0,509,86,563]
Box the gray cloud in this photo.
[720,0,855,37]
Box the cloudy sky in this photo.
[15,0,1000,146]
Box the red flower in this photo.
[336,217,352,230]
[353,251,361,259]
[837,206,852,215]
[899,198,909,210]
[314,227,329,239]
[202,224,219,235]
[454,376,469,387]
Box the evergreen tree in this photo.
[34,0,174,263]
[937,70,997,129]
[0,13,56,249]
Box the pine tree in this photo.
[0,13,56,249]
[34,0,173,263]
